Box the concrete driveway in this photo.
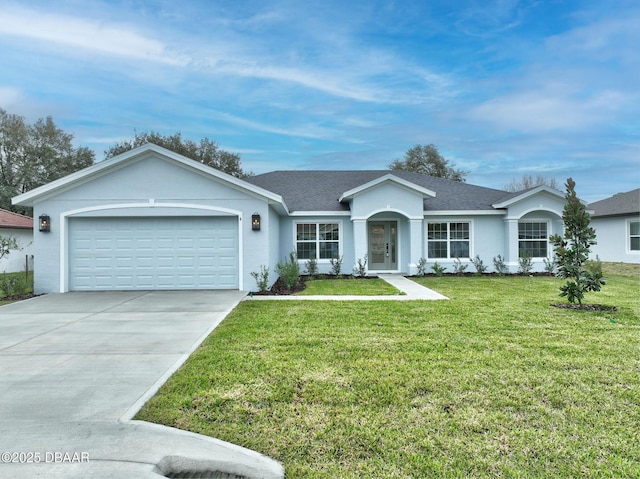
[0,291,283,478]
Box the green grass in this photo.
[297,277,400,295]
[137,275,640,478]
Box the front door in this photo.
[368,221,398,270]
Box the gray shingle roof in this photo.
[245,170,510,213]
[589,188,640,217]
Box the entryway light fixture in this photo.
[252,214,261,231]
[39,214,51,232]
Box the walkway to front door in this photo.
[368,221,398,270]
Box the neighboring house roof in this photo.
[0,209,33,229]
[589,188,640,218]
[246,170,510,213]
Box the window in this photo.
[630,221,640,251]
[296,223,340,260]
[427,222,470,259]
[518,222,548,257]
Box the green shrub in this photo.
[329,256,343,276]
[518,251,533,274]
[276,252,301,290]
[416,257,427,277]
[492,255,508,276]
[250,265,270,292]
[453,258,468,275]
[430,262,446,276]
[353,255,368,277]
[471,255,487,275]
[304,258,318,278]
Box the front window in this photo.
[427,222,470,259]
[630,221,640,251]
[519,222,548,257]
[296,223,340,260]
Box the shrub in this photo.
[276,252,301,290]
[416,257,427,277]
[0,272,32,298]
[518,251,533,274]
[470,255,487,275]
[543,257,556,274]
[353,254,368,277]
[329,256,343,276]
[453,258,468,275]
[493,255,508,276]
[430,262,446,276]
[250,265,270,292]
[305,258,318,278]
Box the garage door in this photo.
[69,217,238,290]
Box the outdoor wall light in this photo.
[252,214,261,231]
[39,214,51,232]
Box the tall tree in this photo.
[550,178,605,305]
[504,175,559,192]
[105,131,252,178]
[388,144,467,182]
[0,109,94,214]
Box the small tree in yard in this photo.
[550,178,605,305]
[0,235,19,261]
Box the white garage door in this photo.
[69,217,239,290]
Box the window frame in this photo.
[518,220,550,258]
[628,219,640,253]
[426,221,472,259]
[294,221,342,262]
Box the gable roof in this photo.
[491,185,565,209]
[245,170,510,213]
[338,174,437,203]
[12,143,288,212]
[588,188,640,218]
[0,209,33,229]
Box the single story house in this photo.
[589,188,640,264]
[0,208,34,273]
[13,143,567,294]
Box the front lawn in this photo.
[137,275,640,478]
[297,277,400,296]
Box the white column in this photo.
[408,218,424,275]
[505,218,519,273]
[353,219,368,271]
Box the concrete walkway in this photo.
[0,291,283,479]
[246,274,448,301]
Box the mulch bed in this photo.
[0,292,39,302]
[551,303,617,312]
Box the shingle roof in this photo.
[245,170,510,213]
[0,209,33,229]
[589,188,640,217]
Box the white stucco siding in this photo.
[350,182,425,219]
[591,216,640,264]
[0,228,34,273]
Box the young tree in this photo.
[0,109,94,214]
[388,144,467,182]
[550,178,605,305]
[104,131,252,178]
[0,235,19,261]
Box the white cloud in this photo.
[0,7,185,65]
[0,86,23,108]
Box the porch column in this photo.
[504,218,519,273]
[353,219,368,272]
[408,218,424,275]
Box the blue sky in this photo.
[1,0,638,202]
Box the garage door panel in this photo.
[69,217,238,290]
